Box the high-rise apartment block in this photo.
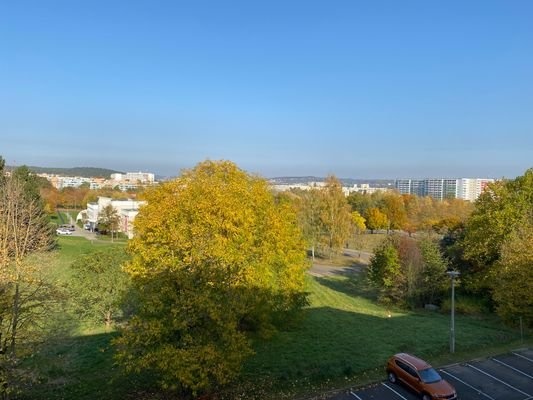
[395,178,494,201]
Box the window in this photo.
[419,368,442,384]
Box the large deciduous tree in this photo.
[365,207,388,233]
[380,192,407,232]
[491,218,533,326]
[0,166,56,399]
[462,169,533,291]
[114,160,308,396]
[319,176,352,258]
[298,189,323,261]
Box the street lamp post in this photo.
[447,270,460,353]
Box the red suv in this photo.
[386,353,457,400]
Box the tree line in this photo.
[365,168,533,327]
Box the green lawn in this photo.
[48,236,126,281]
[19,239,528,399]
[238,274,523,398]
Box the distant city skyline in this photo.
[2,1,532,178]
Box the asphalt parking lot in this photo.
[329,348,533,400]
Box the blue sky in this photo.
[1,1,532,178]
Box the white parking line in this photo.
[440,369,495,400]
[492,358,533,380]
[513,352,533,363]
[349,390,363,400]
[466,363,532,397]
[381,382,408,400]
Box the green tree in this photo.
[368,240,404,306]
[491,219,533,326]
[417,238,448,306]
[98,204,120,242]
[365,207,389,233]
[114,160,308,395]
[347,192,374,215]
[69,249,131,329]
[319,176,352,258]
[462,169,533,291]
[10,166,41,201]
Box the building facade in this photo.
[395,178,494,201]
[84,196,146,238]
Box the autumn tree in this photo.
[114,160,308,396]
[0,168,56,398]
[319,176,352,258]
[69,249,131,329]
[365,207,388,233]
[379,192,407,232]
[351,211,366,233]
[298,189,323,260]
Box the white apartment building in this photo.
[395,178,494,201]
[48,176,91,189]
[85,196,146,238]
[111,171,155,184]
[456,178,494,202]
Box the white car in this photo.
[56,228,73,235]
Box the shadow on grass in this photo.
[314,273,378,302]
[18,331,164,400]
[245,304,520,390]
[20,308,521,400]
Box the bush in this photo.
[441,295,490,315]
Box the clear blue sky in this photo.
[1,1,532,178]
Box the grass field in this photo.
[239,274,523,398]
[19,236,528,399]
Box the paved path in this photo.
[308,249,371,277]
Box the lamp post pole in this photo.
[447,271,460,353]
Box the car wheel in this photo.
[387,371,397,384]
[421,393,432,400]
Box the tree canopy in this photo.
[461,169,533,290]
[114,160,308,395]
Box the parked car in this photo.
[56,228,73,235]
[386,353,457,400]
[60,224,76,231]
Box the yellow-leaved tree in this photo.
[114,160,308,396]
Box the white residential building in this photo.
[49,176,91,189]
[395,178,495,201]
[85,196,146,238]
[111,171,155,184]
[456,178,494,202]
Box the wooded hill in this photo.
[6,165,123,178]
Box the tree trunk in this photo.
[105,310,112,331]
[9,281,20,357]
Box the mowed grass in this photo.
[48,236,126,281]
[21,238,525,399]
[242,273,522,397]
